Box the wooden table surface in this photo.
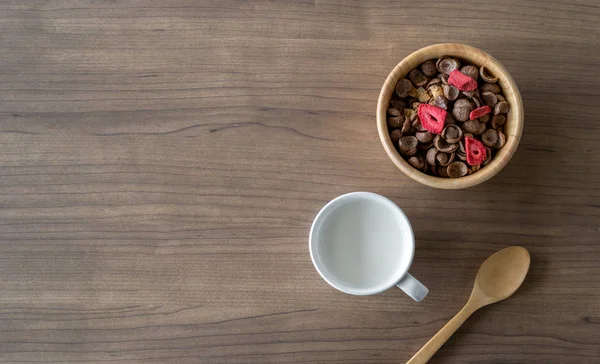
[1,1,599,363]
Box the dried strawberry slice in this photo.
[448,69,478,91]
[417,104,447,134]
[465,137,487,165]
[469,106,492,120]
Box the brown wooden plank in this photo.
[1,0,599,362]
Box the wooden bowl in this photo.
[376,43,523,189]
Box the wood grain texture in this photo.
[0,0,599,363]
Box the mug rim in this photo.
[309,192,415,295]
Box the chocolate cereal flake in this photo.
[447,161,468,178]
[388,56,510,178]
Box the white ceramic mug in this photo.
[309,192,428,301]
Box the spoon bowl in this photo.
[473,246,530,304]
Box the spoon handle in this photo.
[406,301,478,364]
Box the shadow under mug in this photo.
[309,192,428,302]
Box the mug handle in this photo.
[397,273,429,302]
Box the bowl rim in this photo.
[376,43,524,189]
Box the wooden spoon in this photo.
[407,246,530,364]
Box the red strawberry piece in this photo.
[448,69,478,91]
[465,137,487,165]
[417,104,447,134]
[469,106,492,120]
